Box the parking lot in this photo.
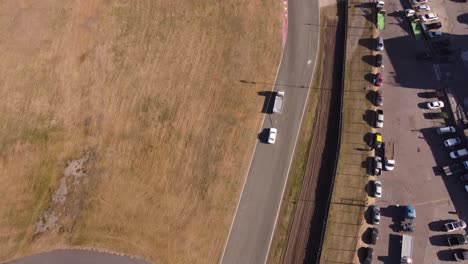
[363,0,468,262]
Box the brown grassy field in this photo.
[0,1,281,263]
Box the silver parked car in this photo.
[444,137,461,147]
[450,149,468,159]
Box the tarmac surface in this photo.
[220,0,320,263]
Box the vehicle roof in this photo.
[404,206,416,218]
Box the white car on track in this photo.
[268,128,277,144]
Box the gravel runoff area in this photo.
[367,0,468,263]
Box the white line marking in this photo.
[433,64,441,81]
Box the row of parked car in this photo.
[406,0,455,60]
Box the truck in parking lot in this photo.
[445,220,466,232]
[400,235,413,264]
[273,90,285,114]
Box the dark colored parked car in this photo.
[448,234,468,246]
[370,228,379,245]
[376,90,383,106]
[454,249,468,261]
[426,22,442,30]
[375,54,383,67]
[364,247,373,264]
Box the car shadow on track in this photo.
[257,91,274,114]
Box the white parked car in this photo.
[427,101,444,109]
[437,126,456,135]
[385,159,395,171]
[416,4,430,11]
[420,13,439,23]
[268,128,277,144]
[405,9,415,17]
[444,137,461,147]
[445,220,467,232]
[373,181,382,198]
[376,109,384,128]
[450,149,468,159]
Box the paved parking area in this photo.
[367,0,468,262]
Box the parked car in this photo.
[427,100,444,109]
[375,54,383,67]
[372,205,381,224]
[405,9,415,17]
[416,4,430,11]
[375,0,384,10]
[454,250,468,261]
[445,220,466,232]
[437,126,456,135]
[425,22,442,30]
[268,128,277,144]
[376,109,384,128]
[412,0,428,4]
[374,156,383,176]
[444,137,461,147]
[364,247,373,264]
[373,132,383,149]
[373,181,382,198]
[426,31,442,38]
[376,36,384,51]
[450,149,468,159]
[420,13,439,23]
[370,228,379,245]
[376,90,383,106]
[448,234,468,247]
[385,159,395,171]
[374,73,383,86]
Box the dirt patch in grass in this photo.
[0,1,281,263]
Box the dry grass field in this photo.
[0,1,281,263]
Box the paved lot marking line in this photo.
[433,64,441,81]
[412,198,451,207]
